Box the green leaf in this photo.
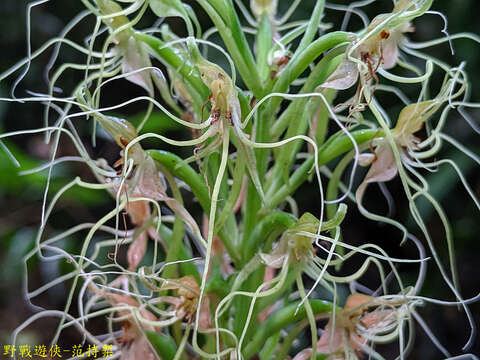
[150,0,186,18]
[129,111,184,134]
[244,299,335,358]
[149,0,193,35]
[0,139,107,206]
[146,330,177,360]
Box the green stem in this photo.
[276,319,309,360]
[196,0,263,96]
[243,211,296,263]
[263,129,381,212]
[241,112,269,251]
[161,165,185,280]
[234,212,296,339]
[326,152,354,271]
[205,149,239,243]
[276,100,313,187]
[241,95,273,250]
[158,225,200,282]
[259,332,281,360]
[148,150,240,263]
[148,150,210,208]
[137,31,252,116]
[243,300,334,358]
[276,23,308,49]
[326,152,355,223]
[214,153,245,234]
[256,12,273,83]
[264,49,344,194]
[315,89,336,146]
[146,330,177,360]
[242,181,261,245]
[267,32,350,115]
[296,269,317,360]
[255,105,271,182]
[134,32,208,98]
[269,47,346,139]
[295,0,326,54]
[172,321,186,359]
[256,268,296,312]
[167,216,184,279]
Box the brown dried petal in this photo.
[360,309,395,329]
[107,294,159,343]
[344,294,374,313]
[316,322,344,354]
[126,199,150,226]
[198,295,212,330]
[127,231,148,270]
[120,336,156,360]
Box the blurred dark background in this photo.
[0,0,479,358]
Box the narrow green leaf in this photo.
[146,330,177,360]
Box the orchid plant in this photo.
[2,0,480,359]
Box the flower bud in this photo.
[98,115,145,163]
[392,100,436,147]
[250,0,278,19]
[96,0,130,43]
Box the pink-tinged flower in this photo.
[356,100,439,205]
[321,2,415,91]
[259,210,346,280]
[211,234,235,276]
[160,276,212,330]
[257,266,276,323]
[293,294,397,360]
[119,155,202,270]
[97,115,201,270]
[260,211,346,268]
[259,213,319,270]
[96,0,173,99]
[106,293,160,360]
